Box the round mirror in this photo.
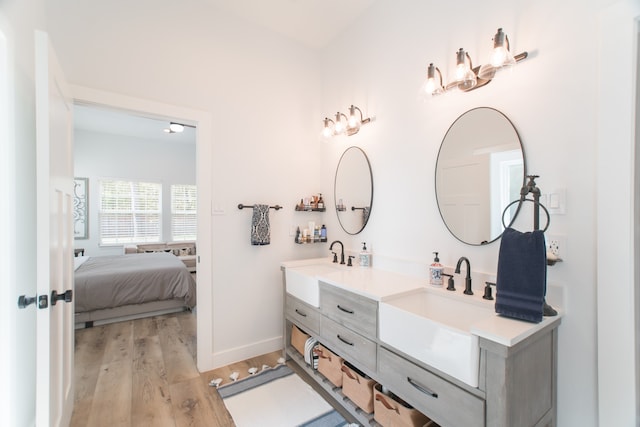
[334,146,373,235]
[435,107,525,245]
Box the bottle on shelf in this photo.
[317,193,324,209]
[320,224,327,242]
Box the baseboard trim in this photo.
[211,335,283,370]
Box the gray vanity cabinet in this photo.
[282,268,559,427]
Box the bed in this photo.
[74,252,196,327]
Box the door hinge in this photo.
[38,294,48,309]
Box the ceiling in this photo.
[207,0,375,49]
[74,104,196,144]
[74,1,375,140]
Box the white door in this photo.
[34,30,75,427]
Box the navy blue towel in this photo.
[495,227,546,323]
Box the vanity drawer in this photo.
[320,316,377,373]
[378,347,485,427]
[319,282,377,339]
[285,294,320,335]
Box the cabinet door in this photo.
[321,316,377,373]
[378,347,485,427]
[320,283,377,339]
[285,294,320,335]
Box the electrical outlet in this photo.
[546,234,566,258]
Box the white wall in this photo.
[73,129,196,256]
[317,0,610,425]
[46,0,327,368]
[44,0,638,425]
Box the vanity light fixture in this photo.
[420,27,528,98]
[321,105,371,140]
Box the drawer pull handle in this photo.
[337,304,354,314]
[337,334,354,346]
[407,377,438,398]
[295,309,307,317]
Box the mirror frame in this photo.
[334,146,374,235]
[435,107,526,245]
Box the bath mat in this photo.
[218,364,348,427]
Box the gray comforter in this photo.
[74,252,196,313]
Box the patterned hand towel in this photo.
[251,204,270,245]
[495,227,546,323]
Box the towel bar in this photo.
[237,203,282,211]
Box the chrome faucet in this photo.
[329,240,345,264]
[455,256,473,295]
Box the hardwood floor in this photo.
[71,311,283,427]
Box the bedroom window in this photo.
[171,184,197,241]
[99,179,162,244]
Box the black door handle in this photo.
[51,290,73,305]
[17,295,37,309]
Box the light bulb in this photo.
[490,28,516,69]
[347,105,361,133]
[420,63,444,97]
[450,48,476,91]
[334,112,346,135]
[321,117,334,140]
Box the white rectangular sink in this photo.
[379,289,494,387]
[284,263,344,307]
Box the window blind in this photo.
[171,184,197,241]
[99,179,162,245]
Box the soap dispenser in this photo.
[429,252,443,287]
[359,242,371,267]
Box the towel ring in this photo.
[501,198,550,232]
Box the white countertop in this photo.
[281,258,562,348]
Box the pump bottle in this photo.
[430,252,443,286]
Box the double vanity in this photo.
[281,258,561,427]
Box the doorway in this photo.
[70,86,215,371]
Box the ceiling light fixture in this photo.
[320,105,371,140]
[420,27,528,98]
[163,122,195,134]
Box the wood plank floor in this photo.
[71,311,283,427]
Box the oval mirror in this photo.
[435,107,525,245]
[334,146,373,235]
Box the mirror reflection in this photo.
[334,146,373,235]
[435,107,525,245]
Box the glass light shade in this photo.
[347,105,361,133]
[448,49,476,91]
[321,117,335,140]
[420,63,444,97]
[334,112,346,135]
[478,28,516,80]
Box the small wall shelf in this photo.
[295,206,326,212]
